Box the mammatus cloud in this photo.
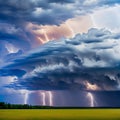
[0,28,120,91]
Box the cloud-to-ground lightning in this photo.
[40,91,53,106]
[47,91,53,106]
[20,90,29,104]
[87,92,94,107]
[41,91,46,106]
[87,92,97,107]
[24,92,29,104]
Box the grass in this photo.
[0,109,120,120]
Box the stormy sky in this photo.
[0,0,120,107]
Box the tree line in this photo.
[1,102,116,109]
[0,102,53,109]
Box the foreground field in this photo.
[0,109,120,120]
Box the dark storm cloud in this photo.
[0,0,120,59]
[0,22,32,61]
[4,50,23,62]
[1,28,120,90]
[0,0,77,55]
[0,42,8,58]
[0,0,120,25]
[0,32,30,51]
[0,69,26,77]
[48,0,74,3]
[0,0,73,25]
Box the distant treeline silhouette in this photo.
[0,102,119,109]
[0,102,53,109]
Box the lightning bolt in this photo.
[37,29,49,44]
[38,37,45,44]
[87,92,97,107]
[24,92,29,104]
[87,92,94,107]
[47,91,53,106]
[43,29,49,42]
[20,90,29,104]
[41,91,46,106]
[40,91,53,106]
[66,22,75,38]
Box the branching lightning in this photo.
[40,29,49,44]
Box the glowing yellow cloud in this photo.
[27,23,73,44]
[26,15,93,44]
[85,81,100,91]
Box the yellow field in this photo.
[0,109,120,120]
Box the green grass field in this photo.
[0,109,120,120]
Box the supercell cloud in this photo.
[1,0,120,106]
[1,28,120,91]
